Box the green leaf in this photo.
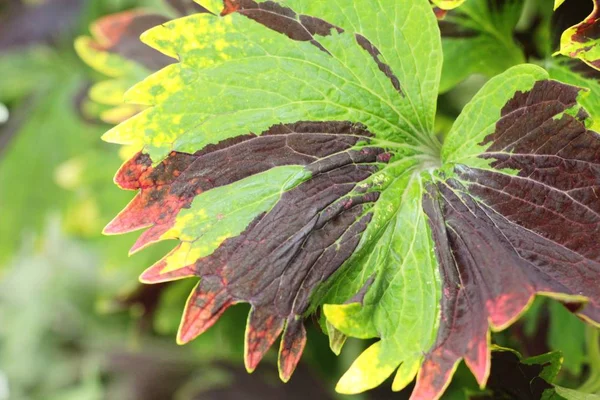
[104,0,441,159]
[554,387,600,400]
[103,0,446,389]
[321,171,440,393]
[548,301,586,376]
[521,298,587,376]
[442,64,548,164]
[438,0,525,93]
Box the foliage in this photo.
[85,0,600,399]
[438,0,525,92]
[1,0,600,399]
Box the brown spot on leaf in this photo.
[355,34,403,94]
[223,0,342,53]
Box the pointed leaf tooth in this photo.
[410,358,462,400]
[89,79,132,106]
[74,36,138,79]
[113,152,152,190]
[431,0,466,10]
[278,317,307,382]
[335,341,397,394]
[244,308,285,373]
[463,330,491,388]
[101,107,151,147]
[194,0,222,14]
[124,64,193,106]
[391,358,420,392]
[139,246,197,283]
[323,302,377,339]
[139,22,179,60]
[177,277,234,345]
[100,104,142,124]
[325,320,346,356]
[129,224,170,254]
[221,0,240,16]
[487,293,537,332]
[103,195,151,235]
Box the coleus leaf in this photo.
[76,10,170,123]
[76,2,208,124]
[415,72,600,399]
[556,0,600,71]
[101,0,600,399]
[438,0,525,93]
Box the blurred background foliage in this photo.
[0,0,599,399]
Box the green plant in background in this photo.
[0,220,294,400]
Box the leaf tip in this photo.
[220,0,240,16]
[244,355,258,374]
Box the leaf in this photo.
[554,387,600,400]
[76,2,207,124]
[545,58,600,131]
[75,10,170,123]
[530,0,592,67]
[547,301,587,376]
[100,0,600,398]
[521,298,587,376]
[438,0,525,93]
[105,0,443,387]
[556,0,600,71]
[530,0,600,132]
[417,67,600,399]
[468,348,561,399]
